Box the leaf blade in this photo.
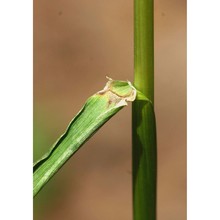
[33,78,136,197]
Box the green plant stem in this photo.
[132,0,157,220]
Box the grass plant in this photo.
[34,1,157,219]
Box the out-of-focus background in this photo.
[34,0,186,219]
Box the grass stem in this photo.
[132,0,157,219]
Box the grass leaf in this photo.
[33,77,136,197]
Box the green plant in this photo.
[34,0,156,219]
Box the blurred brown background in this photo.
[34,0,186,219]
